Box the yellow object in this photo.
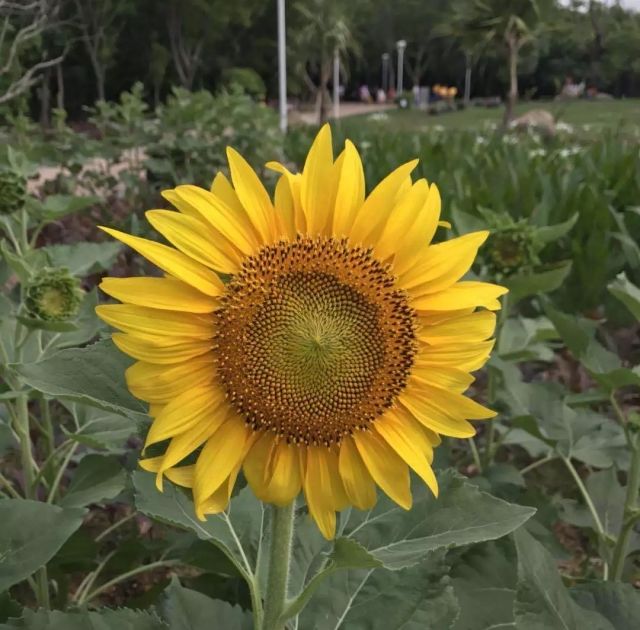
[96,125,506,539]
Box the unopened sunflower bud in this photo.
[24,268,83,322]
[487,225,538,277]
[0,169,27,216]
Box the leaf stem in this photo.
[15,393,34,499]
[561,455,609,579]
[520,453,555,475]
[78,559,179,605]
[610,431,640,581]
[46,442,79,503]
[467,437,483,473]
[262,502,295,630]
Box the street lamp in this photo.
[396,39,406,95]
[381,52,390,93]
[333,48,340,120]
[277,0,287,133]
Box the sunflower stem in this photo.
[262,502,295,630]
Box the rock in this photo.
[510,109,556,136]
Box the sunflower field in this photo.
[1,85,640,630]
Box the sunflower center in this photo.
[214,236,417,445]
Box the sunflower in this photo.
[96,125,506,539]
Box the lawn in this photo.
[337,98,640,133]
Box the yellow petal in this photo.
[420,382,497,420]
[125,356,214,403]
[375,410,438,497]
[198,464,242,516]
[393,183,442,275]
[145,384,226,447]
[413,281,508,311]
[194,419,252,517]
[210,172,245,216]
[100,276,218,313]
[338,436,377,510]
[165,465,195,488]
[301,124,334,236]
[96,304,213,339]
[274,175,297,241]
[411,364,474,393]
[418,310,496,345]
[267,440,303,505]
[145,210,239,274]
[226,147,275,244]
[243,431,274,498]
[267,162,305,234]
[401,231,490,294]
[171,185,258,256]
[156,419,221,490]
[352,429,412,510]
[331,140,365,237]
[349,159,419,247]
[416,339,494,373]
[304,446,337,539]
[374,179,429,261]
[99,226,223,297]
[112,333,212,364]
[325,447,349,511]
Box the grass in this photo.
[336,98,640,134]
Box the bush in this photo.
[221,67,267,101]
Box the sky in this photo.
[560,0,640,8]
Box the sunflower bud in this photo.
[24,268,84,322]
[0,169,27,216]
[487,224,538,277]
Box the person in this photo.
[376,88,386,104]
[359,84,372,104]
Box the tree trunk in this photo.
[317,50,330,125]
[464,52,472,106]
[55,62,64,110]
[503,38,519,127]
[39,67,51,128]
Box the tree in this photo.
[433,0,488,105]
[0,0,66,106]
[73,0,132,101]
[291,0,359,124]
[471,0,553,124]
[164,0,264,90]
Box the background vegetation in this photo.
[1,0,640,628]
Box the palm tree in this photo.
[291,0,359,125]
[471,0,553,125]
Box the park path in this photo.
[296,102,395,124]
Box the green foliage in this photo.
[0,170,26,216]
[221,67,266,101]
[23,268,84,323]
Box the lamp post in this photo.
[333,48,340,119]
[277,0,287,133]
[396,39,406,95]
[381,52,390,92]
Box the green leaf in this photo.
[505,261,572,304]
[513,528,614,630]
[62,402,135,451]
[15,315,78,333]
[331,538,383,569]
[608,272,640,322]
[35,195,99,221]
[333,470,535,571]
[133,471,263,580]
[0,593,21,624]
[0,499,85,591]
[451,538,517,630]
[571,582,640,630]
[42,241,121,277]
[12,340,147,420]
[158,576,252,630]
[535,213,578,246]
[60,454,127,508]
[55,289,105,350]
[299,550,459,630]
[0,608,167,629]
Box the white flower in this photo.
[556,121,574,133]
[528,148,547,158]
[368,112,389,122]
[557,146,582,158]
